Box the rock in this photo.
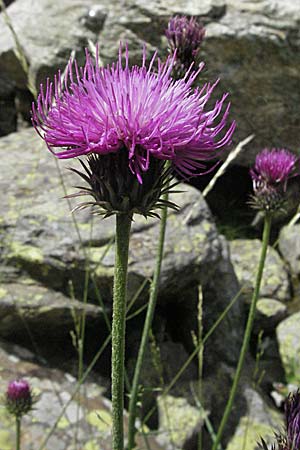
[0,280,105,344]
[0,128,222,308]
[279,224,300,277]
[226,386,282,450]
[0,75,16,136]
[202,235,244,368]
[0,340,165,450]
[254,298,287,334]
[229,239,291,303]
[156,394,203,450]
[0,0,100,90]
[276,311,300,382]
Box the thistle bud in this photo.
[165,15,205,78]
[5,379,33,418]
[249,148,298,213]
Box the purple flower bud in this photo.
[5,379,33,418]
[249,148,298,212]
[165,15,205,75]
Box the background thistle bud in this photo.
[249,148,298,213]
[5,379,33,418]
[165,15,205,78]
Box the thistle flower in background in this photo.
[5,379,33,418]
[32,45,235,217]
[165,15,205,78]
[258,390,300,450]
[250,148,298,213]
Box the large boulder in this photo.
[229,239,291,303]
[226,386,282,450]
[276,311,300,382]
[279,224,300,278]
[0,128,224,308]
[0,280,104,344]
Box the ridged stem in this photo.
[112,213,132,450]
[127,193,169,450]
[212,213,272,450]
[16,417,21,450]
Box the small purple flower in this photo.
[5,379,33,418]
[165,15,205,74]
[250,148,298,212]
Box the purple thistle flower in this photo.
[258,390,300,450]
[250,148,298,212]
[165,15,205,74]
[5,379,33,418]
[285,390,300,449]
[32,45,235,184]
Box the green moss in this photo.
[84,440,99,450]
[57,416,70,429]
[86,409,112,432]
[0,288,7,299]
[226,417,275,450]
[0,430,13,450]
[8,242,44,264]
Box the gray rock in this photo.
[279,224,300,277]
[226,386,282,450]
[0,128,222,307]
[277,311,300,382]
[0,280,104,341]
[0,75,16,136]
[254,298,287,334]
[156,394,203,450]
[229,239,291,303]
[0,340,165,450]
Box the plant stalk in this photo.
[212,213,272,450]
[112,213,132,450]
[127,192,169,450]
[16,417,21,450]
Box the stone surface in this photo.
[276,311,300,383]
[156,394,203,450]
[0,128,222,308]
[279,224,300,277]
[0,280,104,342]
[254,298,287,334]
[229,239,291,302]
[0,340,164,450]
[0,0,299,162]
[226,386,282,450]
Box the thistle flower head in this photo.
[32,45,235,216]
[165,15,205,75]
[250,148,298,212]
[258,390,300,450]
[5,379,33,418]
[285,390,300,449]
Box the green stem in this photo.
[16,417,21,450]
[212,213,272,450]
[112,213,132,450]
[197,286,204,450]
[127,193,169,450]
